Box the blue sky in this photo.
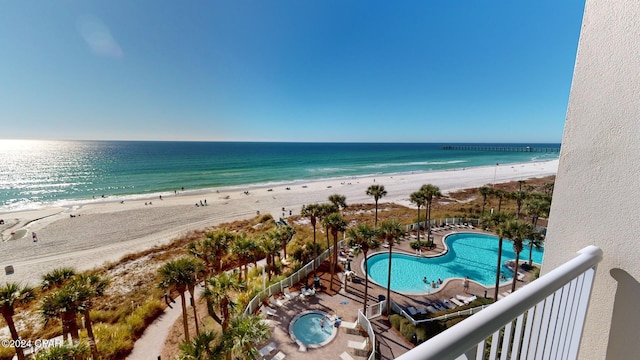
[0,1,585,143]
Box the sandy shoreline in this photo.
[0,160,558,285]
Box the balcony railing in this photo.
[395,246,603,360]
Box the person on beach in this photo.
[463,276,470,293]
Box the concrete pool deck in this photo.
[259,228,534,360]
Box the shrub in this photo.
[94,323,134,359]
[400,321,417,342]
[389,314,404,330]
[0,345,15,360]
[444,317,466,328]
[125,299,164,337]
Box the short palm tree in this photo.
[158,257,204,342]
[421,184,441,243]
[189,230,233,277]
[277,225,295,260]
[366,184,387,227]
[409,190,426,243]
[511,190,528,219]
[319,203,338,269]
[39,282,88,343]
[502,219,535,293]
[493,188,507,213]
[224,315,270,360]
[323,212,347,291]
[262,232,281,280]
[231,234,254,283]
[328,193,347,214]
[177,330,218,360]
[203,272,243,331]
[478,186,493,218]
[348,223,380,314]
[301,204,323,278]
[379,220,403,315]
[41,267,76,290]
[526,230,545,267]
[0,283,36,360]
[525,198,550,229]
[72,274,109,360]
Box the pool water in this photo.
[290,311,337,347]
[366,232,544,294]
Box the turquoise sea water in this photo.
[366,232,545,294]
[0,140,559,212]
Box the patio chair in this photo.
[340,351,355,360]
[271,351,286,360]
[258,342,276,358]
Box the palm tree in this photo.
[421,184,441,243]
[41,267,76,290]
[323,212,347,291]
[189,230,233,277]
[203,272,243,331]
[231,234,254,283]
[276,225,295,261]
[177,330,218,360]
[409,190,426,243]
[319,203,338,269]
[502,219,535,293]
[0,283,35,360]
[261,232,280,280]
[72,274,109,360]
[493,188,507,213]
[379,220,403,315]
[224,315,270,360]
[511,190,528,219]
[366,184,387,227]
[478,186,493,219]
[483,212,512,301]
[158,257,204,342]
[525,198,550,229]
[347,223,380,314]
[526,230,545,267]
[328,193,347,214]
[39,283,86,343]
[301,204,322,278]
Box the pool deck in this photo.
[259,228,534,360]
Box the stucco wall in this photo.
[542,1,640,359]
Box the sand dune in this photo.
[0,160,558,285]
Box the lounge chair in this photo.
[432,302,446,312]
[426,304,437,313]
[258,342,276,358]
[283,287,298,301]
[442,299,456,309]
[340,351,355,360]
[262,306,277,316]
[407,306,418,316]
[450,297,464,307]
[271,351,286,360]
[456,294,478,304]
[348,338,368,351]
[270,296,288,308]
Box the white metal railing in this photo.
[357,308,377,360]
[365,300,385,319]
[395,245,603,360]
[244,240,346,316]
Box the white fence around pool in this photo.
[243,239,346,317]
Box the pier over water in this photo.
[441,145,560,153]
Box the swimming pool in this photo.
[289,310,338,349]
[366,232,544,294]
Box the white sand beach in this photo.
[0,160,558,285]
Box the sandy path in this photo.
[0,160,558,286]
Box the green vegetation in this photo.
[0,177,554,359]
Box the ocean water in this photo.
[0,140,559,212]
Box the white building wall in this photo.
[542,1,640,359]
